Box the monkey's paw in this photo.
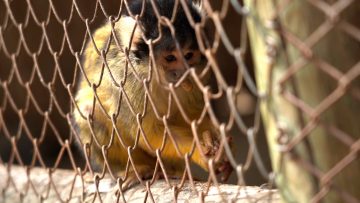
[201,131,233,182]
[118,167,155,191]
[215,156,233,182]
[201,130,220,157]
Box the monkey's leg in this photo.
[164,122,233,181]
[139,125,213,173]
[74,113,156,190]
[85,133,157,190]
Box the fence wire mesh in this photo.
[0,0,359,202]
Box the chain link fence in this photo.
[0,0,359,202]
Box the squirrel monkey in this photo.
[73,0,231,188]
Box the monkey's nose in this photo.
[166,69,185,83]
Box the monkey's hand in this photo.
[201,130,219,157]
[201,130,233,182]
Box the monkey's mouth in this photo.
[180,80,193,92]
[164,68,193,91]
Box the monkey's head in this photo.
[123,0,208,90]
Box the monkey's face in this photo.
[157,47,203,82]
[153,43,207,92]
[125,0,207,90]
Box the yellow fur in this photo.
[73,16,217,188]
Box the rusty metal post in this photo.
[245,0,360,202]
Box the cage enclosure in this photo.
[0,0,359,202]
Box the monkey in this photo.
[73,0,232,189]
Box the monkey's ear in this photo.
[192,0,202,9]
[191,0,206,17]
[116,16,143,52]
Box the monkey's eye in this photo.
[165,54,177,62]
[184,52,193,60]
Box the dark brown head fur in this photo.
[125,0,202,59]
